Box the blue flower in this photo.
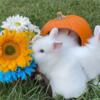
[0,60,37,83]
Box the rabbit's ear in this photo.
[31,35,42,43]
[49,28,58,38]
[53,41,63,49]
[94,25,100,40]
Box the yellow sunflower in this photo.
[0,30,33,72]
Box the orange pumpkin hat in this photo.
[41,12,92,45]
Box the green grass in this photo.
[0,0,100,100]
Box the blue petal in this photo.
[25,67,32,76]
[11,72,17,81]
[20,72,26,80]
[0,72,4,82]
[4,72,12,83]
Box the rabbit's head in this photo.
[32,28,63,66]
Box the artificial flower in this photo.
[0,29,33,72]
[1,15,40,33]
[0,60,37,83]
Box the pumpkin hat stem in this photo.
[56,12,71,34]
[56,12,65,20]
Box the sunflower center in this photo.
[2,42,20,59]
[5,45,16,55]
[15,22,21,26]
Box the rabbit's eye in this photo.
[39,49,45,53]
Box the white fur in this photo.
[32,36,87,98]
[32,27,100,99]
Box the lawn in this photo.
[0,0,100,100]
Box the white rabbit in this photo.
[32,26,100,99]
[32,28,87,99]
